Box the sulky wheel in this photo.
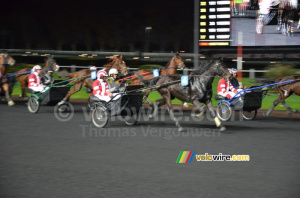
[92,106,108,128]
[28,96,40,113]
[216,102,232,122]
[242,109,257,120]
[123,113,139,126]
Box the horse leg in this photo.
[149,98,165,119]
[280,100,293,115]
[191,100,206,118]
[58,81,83,105]
[20,81,27,98]
[264,97,281,117]
[3,83,14,106]
[160,90,184,132]
[206,100,226,132]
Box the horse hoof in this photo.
[262,113,268,117]
[219,126,226,132]
[195,112,204,118]
[57,100,66,106]
[8,101,15,106]
[148,114,154,119]
[286,111,292,116]
[183,102,189,108]
[293,110,299,113]
[178,127,186,132]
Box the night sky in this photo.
[1,0,194,52]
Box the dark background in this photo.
[1,0,193,52]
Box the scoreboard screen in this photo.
[199,0,300,46]
[199,0,231,46]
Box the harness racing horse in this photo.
[0,53,16,106]
[277,0,297,36]
[150,59,231,132]
[129,53,186,106]
[17,56,60,99]
[58,55,128,105]
[263,75,300,117]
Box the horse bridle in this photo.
[114,59,128,75]
[212,61,230,79]
[167,56,184,70]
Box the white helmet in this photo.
[33,65,42,72]
[109,68,118,76]
[90,66,97,71]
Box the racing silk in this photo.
[230,77,240,90]
[93,79,110,96]
[217,78,237,99]
[107,77,120,92]
[28,72,42,88]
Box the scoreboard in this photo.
[199,0,231,46]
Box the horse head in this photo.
[45,56,60,72]
[1,53,16,67]
[166,53,185,70]
[210,58,231,80]
[106,55,128,76]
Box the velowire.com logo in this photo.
[176,151,250,163]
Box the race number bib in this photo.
[153,69,159,77]
[91,71,97,80]
[181,75,189,87]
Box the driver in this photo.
[28,65,49,92]
[107,68,120,93]
[217,69,238,99]
[93,70,120,102]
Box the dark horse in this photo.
[0,52,16,106]
[58,55,128,105]
[277,0,297,36]
[17,56,60,98]
[149,59,231,132]
[263,75,300,117]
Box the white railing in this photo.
[58,65,270,79]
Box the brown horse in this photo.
[150,59,231,132]
[264,75,300,117]
[130,54,185,85]
[126,54,185,106]
[58,55,128,105]
[17,56,60,98]
[0,53,16,106]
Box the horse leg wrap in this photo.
[214,117,221,127]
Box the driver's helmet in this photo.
[109,68,118,77]
[90,66,97,71]
[231,68,237,73]
[228,68,233,74]
[33,65,42,72]
[97,70,108,80]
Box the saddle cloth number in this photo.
[153,69,159,77]
[181,75,189,86]
[91,71,97,80]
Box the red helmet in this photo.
[33,65,42,72]
[97,70,108,79]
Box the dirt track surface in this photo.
[0,101,300,198]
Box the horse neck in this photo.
[196,65,216,86]
[42,61,49,73]
[164,58,177,74]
